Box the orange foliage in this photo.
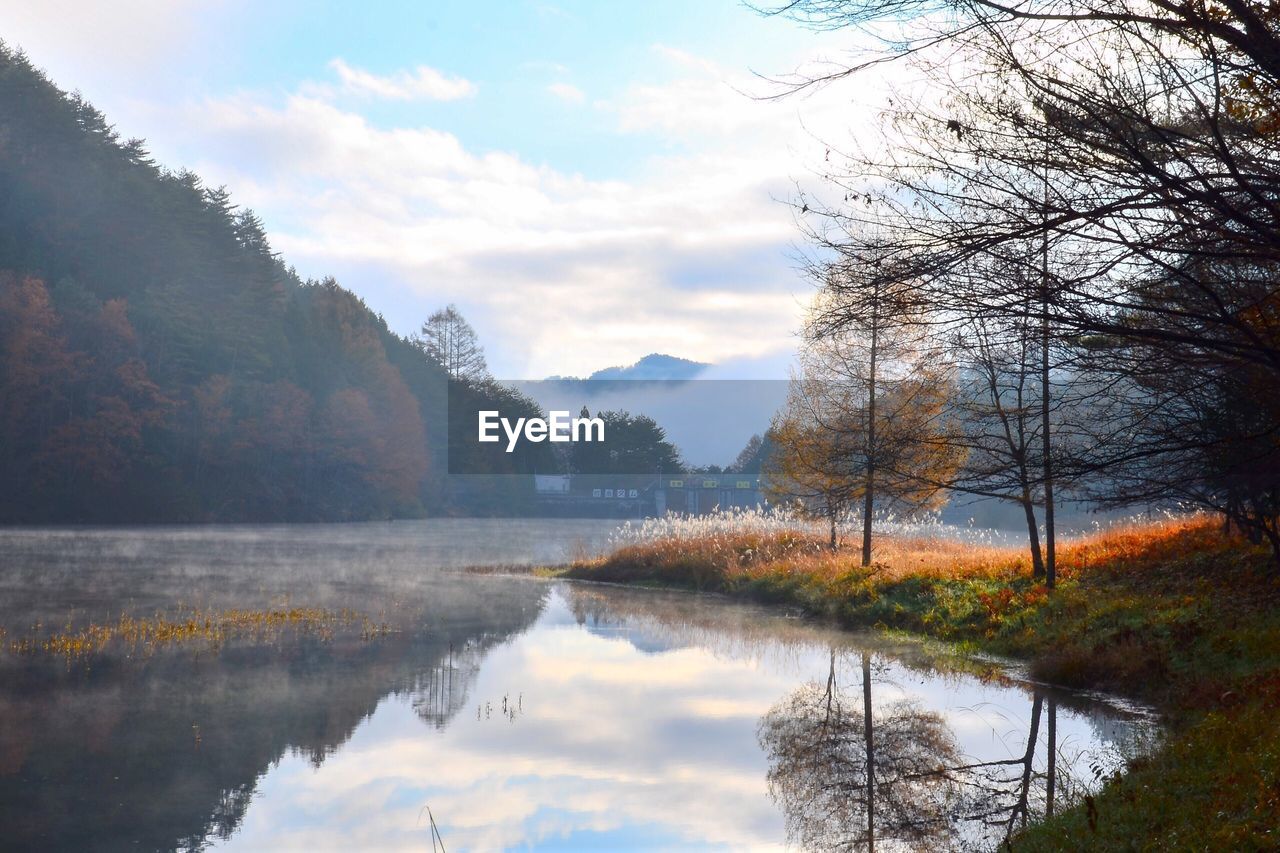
[0,275,170,489]
[0,273,79,434]
[582,513,1261,593]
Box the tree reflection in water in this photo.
[758,649,1066,851]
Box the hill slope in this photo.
[589,353,708,380]
[0,45,533,521]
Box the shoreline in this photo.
[557,518,1280,849]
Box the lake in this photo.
[0,521,1158,851]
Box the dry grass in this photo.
[4,606,392,663]
[580,512,1249,588]
[568,512,1280,705]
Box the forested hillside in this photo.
[0,45,528,522]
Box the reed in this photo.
[4,606,391,663]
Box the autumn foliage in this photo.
[570,513,1280,702]
[0,46,520,521]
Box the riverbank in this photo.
[563,517,1280,849]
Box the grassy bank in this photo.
[565,517,1280,849]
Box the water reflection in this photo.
[759,653,1088,851]
[760,651,962,850]
[0,524,1157,851]
[0,579,548,851]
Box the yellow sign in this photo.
[703,480,717,488]
[736,480,751,489]
[668,479,683,487]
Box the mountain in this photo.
[0,45,544,522]
[587,353,709,381]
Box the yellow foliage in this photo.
[4,606,391,663]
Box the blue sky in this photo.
[2,0,882,377]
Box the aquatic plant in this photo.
[4,606,391,663]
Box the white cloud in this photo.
[0,0,202,73]
[151,40,905,377]
[219,591,819,850]
[547,82,585,104]
[175,87,810,376]
[611,42,867,142]
[214,585,1126,852]
[0,0,217,128]
[1,3,928,379]
[325,58,476,101]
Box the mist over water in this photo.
[0,522,1157,851]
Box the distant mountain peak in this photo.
[588,353,709,381]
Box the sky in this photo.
[0,0,888,378]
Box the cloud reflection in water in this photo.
[217,585,1156,852]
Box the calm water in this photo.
[0,521,1158,852]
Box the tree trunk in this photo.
[1021,492,1045,579]
[1005,692,1043,844]
[1046,696,1057,818]
[1041,163,1056,590]
[861,485,874,566]
[863,652,875,853]
[862,283,879,568]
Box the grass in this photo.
[3,606,392,663]
[565,514,1280,849]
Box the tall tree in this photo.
[786,262,960,559]
[569,410,683,476]
[415,304,489,382]
[920,253,1078,580]
[765,390,863,550]
[730,433,770,474]
[766,0,1280,565]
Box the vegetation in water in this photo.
[2,606,392,663]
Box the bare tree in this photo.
[920,251,1085,580]
[785,262,961,562]
[415,304,489,382]
[763,0,1280,565]
[765,370,865,550]
[951,314,1054,576]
